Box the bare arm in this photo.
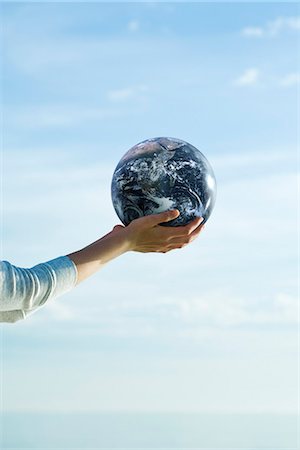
[0,210,204,323]
[67,210,204,285]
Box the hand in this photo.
[68,210,205,285]
[116,209,205,254]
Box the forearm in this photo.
[67,210,204,286]
[66,228,131,285]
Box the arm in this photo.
[67,210,204,285]
[0,210,204,323]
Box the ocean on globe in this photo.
[111,137,217,227]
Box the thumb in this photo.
[146,209,180,226]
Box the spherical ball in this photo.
[111,137,217,227]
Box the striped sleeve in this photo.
[0,256,78,323]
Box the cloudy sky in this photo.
[1,1,298,417]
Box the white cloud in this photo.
[3,26,173,77]
[127,20,140,32]
[5,104,130,129]
[233,69,299,90]
[174,291,298,327]
[242,27,264,37]
[107,87,135,101]
[267,16,300,36]
[107,85,149,102]
[279,72,300,87]
[211,147,294,168]
[242,16,300,38]
[31,285,298,336]
[233,68,259,86]
[45,301,76,321]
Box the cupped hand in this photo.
[115,209,205,253]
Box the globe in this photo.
[111,137,217,227]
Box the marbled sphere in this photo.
[111,137,217,227]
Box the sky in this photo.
[0,0,299,425]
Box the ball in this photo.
[111,137,217,227]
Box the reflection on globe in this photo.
[111,137,217,227]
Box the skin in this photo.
[67,209,205,285]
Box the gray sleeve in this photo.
[0,256,78,323]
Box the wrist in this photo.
[111,226,134,253]
[67,227,132,285]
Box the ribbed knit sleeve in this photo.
[0,256,78,323]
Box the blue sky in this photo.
[1,1,298,420]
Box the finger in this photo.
[188,216,204,232]
[169,221,205,245]
[146,209,180,226]
[113,224,125,231]
[187,223,205,241]
[167,217,204,238]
